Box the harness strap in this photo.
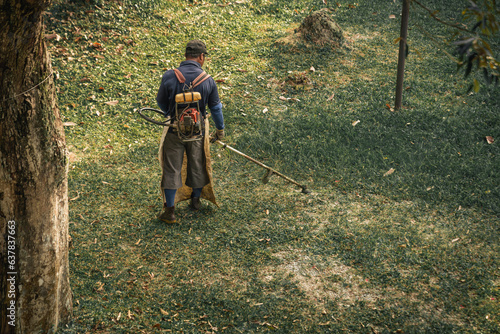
[173,69,186,83]
[192,71,211,88]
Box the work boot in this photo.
[190,197,201,211]
[159,205,176,223]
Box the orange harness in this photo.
[173,69,211,90]
[172,69,211,142]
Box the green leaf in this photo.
[473,78,480,93]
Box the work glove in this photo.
[215,129,225,140]
[210,129,225,143]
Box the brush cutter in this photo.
[214,140,311,194]
[137,107,311,194]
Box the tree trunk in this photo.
[395,0,410,110]
[0,1,73,333]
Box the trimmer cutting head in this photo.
[262,169,273,184]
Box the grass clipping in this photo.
[277,8,344,48]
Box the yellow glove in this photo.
[210,129,225,143]
[215,129,225,141]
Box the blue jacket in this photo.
[156,60,224,130]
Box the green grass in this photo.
[48,0,499,333]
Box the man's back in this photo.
[156,60,220,117]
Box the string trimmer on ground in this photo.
[137,107,311,194]
[213,140,311,194]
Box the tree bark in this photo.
[395,0,410,110]
[0,0,73,333]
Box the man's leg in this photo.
[159,133,185,223]
[191,187,203,210]
[159,188,177,223]
[185,139,209,210]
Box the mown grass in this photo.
[47,0,499,333]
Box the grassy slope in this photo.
[47,0,499,333]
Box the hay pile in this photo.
[277,8,344,48]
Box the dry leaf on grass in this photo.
[383,168,395,177]
[45,33,61,41]
[486,136,494,144]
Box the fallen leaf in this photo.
[70,191,80,201]
[486,136,494,144]
[45,33,61,41]
[451,238,460,243]
[105,100,119,106]
[63,122,77,126]
[237,68,247,72]
[383,168,395,177]
[352,120,360,126]
[310,66,316,72]
[323,0,327,4]
[262,322,279,330]
[279,96,287,101]
[327,93,335,101]
[389,14,396,19]
[262,108,268,113]
[135,239,141,245]
[116,312,121,321]
[160,308,169,316]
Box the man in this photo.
[156,40,224,223]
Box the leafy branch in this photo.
[413,0,499,92]
[456,0,499,91]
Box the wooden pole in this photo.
[395,0,410,110]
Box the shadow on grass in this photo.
[231,41,500,215]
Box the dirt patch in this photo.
[263,250,381,309]
[276,9,344,48]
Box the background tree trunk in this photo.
[395,0,410,110]
[0,0,73,333]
